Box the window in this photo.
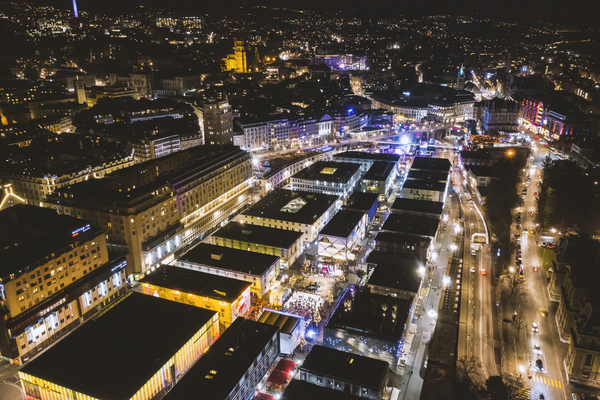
[585,353,594,366]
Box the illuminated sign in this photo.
[111,261,127,272]
[0,284,6,301]
[71,224,91,237]
[39,298,66,318]
[162,254,174,264]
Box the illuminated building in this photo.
[139,264,250,329]
[290,161,361,200]
[212,221,304,269]
[360,161,397,197]
[203,99,233,146]
[312,55,368,71]
[565,298,600,389]
[297,345,390,399]
[402,157,451,203]
[331,108,369,137]
[520,98,545,130]
[323,285,411,371]
[0,205,127,364]
[481,98,519,133]
[317,210,367,266]
[222,41,249,73]
[177,243,280,299]
[19,293,218,400]
[162,318,279,400]
[236,118,290,150]
[44,147,252,279]
[241,189,340,242]
[254,151,334,197]
[130,134,181,161]
[369,97,429,123]
[426,93,475,124]
[0,155,134,206]
[256,310,303,355]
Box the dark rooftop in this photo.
[212,221,303,250]
[20,293,217,400]
[405,170,448,183]
[0,204,100,278]
[179,243,279,277]
[301,345,389,389]
[282,379,363,400]
[139,264,250,303]
[363,161,395,181]
[163,318,279,400]
[319,210,365,238]
[325,285,411,341]
[334,151,400,163]
[382,214,439,238]
[257,310,301,335]
[374,232,432,249]
[466,165,494,177]
[342,192,379,212]
[292,161,360,184]
[402,180,447,192]
[367,252,423,294]
[410,157,451,173]
[391,198,444,217]
[242,189,339,225]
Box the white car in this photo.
[470,267,475,273]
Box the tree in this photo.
[356,269,367,280]
[485,375,522,400]
[298,336,307,352]
[503,272,527,304]
[456,356,482,384]
[513,314,527,336]
[326,291,334,304]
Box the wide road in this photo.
[518,143,571,400]
[464,194,498,379]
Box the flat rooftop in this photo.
[0,204,100,278]
[139,264,250,303]
[325,285,411,342]
[257,310,301,335]
[410,157,451,173]
[282,380,363,400]
[374,232,432,249]
[342,192,379,212]
[382,214,439,238]
[292,161,360,184]
[212,221,303,250]
[391,198,444,217]
[334,151,400,163]
[366,252,423,294]
[20,293,217,399]
[242,189,339,225]
[363,161,395,181]
[405,170,448,183]
[402,180,446,192]
[163,318,279,400]
[301,345,389,389]
[319,210,365,238]
[179,243,279,277]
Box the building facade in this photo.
[203,99,233,146]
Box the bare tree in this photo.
[513,314,527,337]
[503,272,527,304]
[456,356,482,384]
[485,375,524,400]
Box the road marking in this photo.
[543,377,547,385]
[421,288,429,296]
[557,380,561,388]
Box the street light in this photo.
[418,266,426,277]
[450,244,457,251]
[509,267,515,273]
[443,276,450,287]
[454,224,461,234]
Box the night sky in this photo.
[57,0,600,28]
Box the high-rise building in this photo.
[203,100,233,146]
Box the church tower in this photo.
[457,63,465,90]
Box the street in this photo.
[518,143,570,400]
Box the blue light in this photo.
[347,108,354,115]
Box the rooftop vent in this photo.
[211,253,223,261]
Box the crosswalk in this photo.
[532,375,562,388]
